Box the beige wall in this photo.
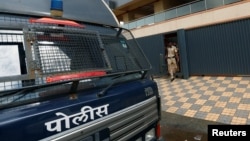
[131,1,250,38]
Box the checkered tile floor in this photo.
[154,76,250,124]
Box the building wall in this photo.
[135,17,250,77]
[136,34,165,76]
[130,1,250,38]
[186,18,250,76]
[115,1,250,77]
[112,0,189,23]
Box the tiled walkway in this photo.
[154,75,250,124]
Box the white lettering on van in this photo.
[45,104,109,132]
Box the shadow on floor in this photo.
[160,111,224,141]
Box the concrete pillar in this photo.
[122,13,130,22]
[154,0,165,13]
[165,0,183,9]
[122,11,137,22]
[154,0,183,13]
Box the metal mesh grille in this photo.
[28,28,108,74]
[0,81,22,91]
[0,14,152,109]
[0,31,23,42]
[0,14,151,94]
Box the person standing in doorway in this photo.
[165,42,179,82]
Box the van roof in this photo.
[0,0,119,27]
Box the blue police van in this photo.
[0,0,163,140]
